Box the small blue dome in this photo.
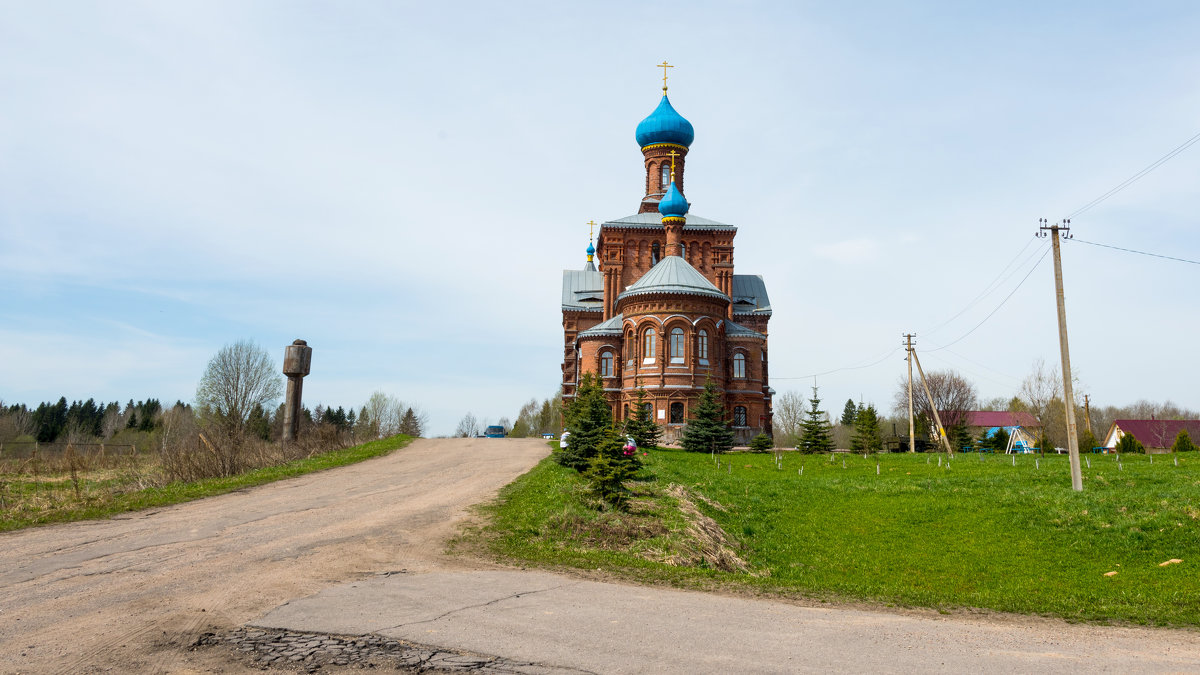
[658,181,688,218]
[635,95,694,148]
[586,241,595,256]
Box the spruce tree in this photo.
[399,407,422,437]
[559,373,612,470]
[680,379,734,454]
[840,398,858,426]
[852,403,882,453]
[624,386,661,449]
[798,386,834,454]
[583,427,641,508]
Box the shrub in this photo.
[749,433,773,452]
[1171,429,1198,453]
[1114,432,1146,455]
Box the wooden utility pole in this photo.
[904,334,916,452]
[1083,394,1093,434]
[1038,219,1083,492]
[911,348,955,457]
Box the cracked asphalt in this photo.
[2,437,1198,674]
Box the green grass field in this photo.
[0,434,412,532]
[481,446,1200,626]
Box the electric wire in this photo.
[773,346,902,380]
[924,237,1042,336]
[1068,130,1200,219]
[1069,237,1200,266]
[925,245,1051,352]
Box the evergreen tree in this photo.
[623,386,661,449]
[680,379,734,454]
[852,404,883,453]
[246,403,272,440]
[798,387,834,454]
[1115,432,1145,454]
[840,398,858,426]
[749,433,773,452]
[346,408,356,431]
[1077,428,1099,454]
[582,427,641,508]
[399,407,422,437]
[559,373,611,470]
[1171,429,1198,453]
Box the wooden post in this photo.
[911,349,954,457]
[1039,219,1083,491]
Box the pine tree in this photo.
[680,379,734,454]
[399,407,422,437]
[559,373,612,470]
[852,403,882,453]
[798,386,834,454]
[624,386,661,449]
[840,398,858,426]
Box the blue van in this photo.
[484,425,506,438]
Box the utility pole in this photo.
[1083,394,1093,435]
[904,334,916,452]
[1038,218,1083,492]
[910,348,955,457]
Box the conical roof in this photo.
[617,256,727,302]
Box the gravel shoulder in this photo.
[0,437,550,674]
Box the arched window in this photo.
[643,330,656,364]
[733,352,746,378]
[733,406,747,427]
[600,351,613,377]
[670,327,685,363]
[680,242,686,259]
[670,402,684,424]
[661,163,670,189]
[651,242,661,265]
[626,331,635,367]
[697,329,709,362]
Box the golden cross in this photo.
[668,150,678,182]
[587,220,597,239]
[657,60,673,92]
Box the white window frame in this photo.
[670,327,685,364]
[733,352,746,379]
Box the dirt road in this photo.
[4,437,1198,674]
[0,437,550,673]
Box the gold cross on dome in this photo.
[587,220,597,239]
[657,60,673,91]
[668,150,679,182]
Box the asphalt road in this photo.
[2,437,1197,674]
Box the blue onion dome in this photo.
[658,181,689,218]
[586,241,596,256]
[635,95,694,148]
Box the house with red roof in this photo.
[937,410,1042,452]
[1103,419,1200,453]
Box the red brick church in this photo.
[561,74,773,443]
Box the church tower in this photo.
[561,66,773,444]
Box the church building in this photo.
[560,72,773,444]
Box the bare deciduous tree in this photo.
[455,412,480,438]
[892,369,977,436]
[772,390,806,447]
[195,340,284,435]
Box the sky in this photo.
[2,1,1199,436]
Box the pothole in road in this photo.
[193,626,564,673]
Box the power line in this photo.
[773,347,902,380]
[924,237,1041,336]
[1068,130,1200,219]
[926,245,1052,352]
[1069,237,1200,266]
